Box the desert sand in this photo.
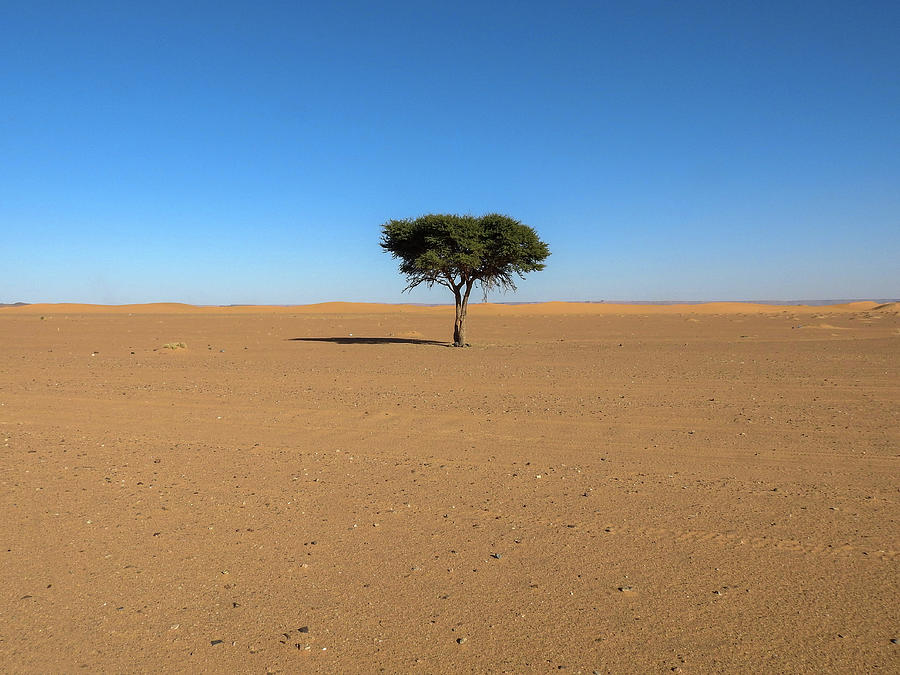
[0,301,897,672]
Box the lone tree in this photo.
[381,213,550,346]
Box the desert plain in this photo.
[0,300,897,673]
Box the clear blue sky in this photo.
[2,0,898,304]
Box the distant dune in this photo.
[2,300,895,315]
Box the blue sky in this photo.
[2,0,898,304]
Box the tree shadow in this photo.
[288,336,449,346]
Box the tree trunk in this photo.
[452,282,473,347]
[453,300,466,346]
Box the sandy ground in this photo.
[0,302,897,673]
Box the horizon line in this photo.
[3,298,897,309]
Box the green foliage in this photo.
[380,213,549,297]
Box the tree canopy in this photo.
[381,213,549,345]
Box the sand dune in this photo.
[830,300,881,311]
[3,300,890,315]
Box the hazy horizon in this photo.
[3,297,897,309]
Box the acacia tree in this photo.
[380,213,550,346]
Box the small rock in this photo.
[210,639,224,646]
[298,626,309,633]
[891,638,898,644]
[618,586,634,593]
[491,553,502,559]
[456,637,467,644]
